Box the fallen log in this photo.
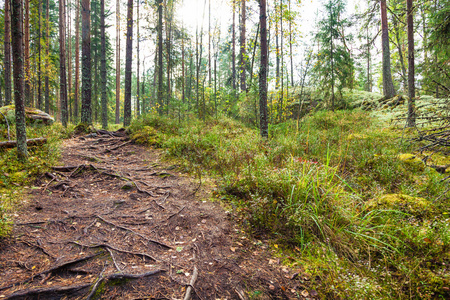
[0,137,47,149]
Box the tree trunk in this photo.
[157,0,164,114]
[100,0,107,129]
[392,16,407,93]
[330,7,335,111]
[279,0,284,118]
[136,0,140,117]
[288,0,293,86]
[407,0,415,127]
[240,0,246,91]
[74,0,80,120]
[38,0,42,110]
[4,0,12,106]
[24,0,31,106]
[45,0,50,113]
[67,0,72,121]
[123,0,133,126]
[60,0,68,127]
[81,0,92,124]
[259,0,268,138]
[11,0,28,160]
[115,0,120,123]
[232,1,236,91]
[380,0,395,98]
[208,0,211,85]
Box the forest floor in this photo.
[0,130,313,300]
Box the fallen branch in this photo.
[96,215,172,249]
[0,252,103,291]
[4,283,91,300]
[183,266,199,300]
[0,138,47,149]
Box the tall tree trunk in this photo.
[74,0,80,120]
[181,22,185,106]
[115,0,120,123]
[11,0,27,160]
[407,0,415,127]
[136,0,140,117]
[232,1,236,90]
[157,0,164,113]
[240,0,246,91]
[279,0,284,118]
[123,0,133,126]
[60,0,68,127]
[259,0,268,138]
[81,0,91,124]
[142,60,145,112]
[275,1,279,92]
[380,0,395,98]
[392,16,407,93]
[288,0,293,86]
[67,0,72,121]
[100,0,107,129]
[366,26,371,92]
[4,0,12,106]
[208,0,211,85]
[330,7,335,111]
[165,0,172,112]
[38,0,42,110]
[24,0,31,106]
[45,0,50,113]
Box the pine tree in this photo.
[259,0,268,138]
[81,0,92,124]
[380,0,395,98]
[123,0,133,126]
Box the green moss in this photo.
[130,126,160,145]
[366,193,433,217]
[398,153,425,171]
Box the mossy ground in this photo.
[128,108,450,299]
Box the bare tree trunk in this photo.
[240,0,246,91]
[288,0,293,86]
[380,0,395,98]
[232,0,236,91]
[74,0,80,120]
[279,0,284,118]
[67,0,72,121]
[392,16,407,93]
[115,0,120,123]
[208,0,211,85]
[60,0,68,127]
[45,0,50,113]
[330,7,335,111]
[407,0,415,127]
[100,0,108,129]
[157,0,164,113]
[259,0,268,138]
[136,0,140,117]
[11,0,28,160]
[24,0,31,106]
[123,0,133,126]
[81,0,91,124]
[4,0,12,106]
[38,0,42,110]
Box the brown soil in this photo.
[0,130,314,300]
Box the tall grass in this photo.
[128,111,450,299]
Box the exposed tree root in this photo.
[4,283,92,300]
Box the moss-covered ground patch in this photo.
[128,111,450,299]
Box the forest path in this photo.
[0,130,306,300]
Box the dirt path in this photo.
[0,130,311,299]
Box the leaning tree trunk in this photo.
[81,0,92,124]
[380,0,395,98]
[407,0,415,127]
[4,0,12,106]
[259,0,268,138]
[59,0,68,127]
[123,0,133,126]
[11,0,28,160]
[100,0,108,129]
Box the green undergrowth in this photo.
[0,122,73,237]
[129,111,449,299]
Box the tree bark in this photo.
[81,0,92,124]
[240,0,246,91]
[123,0,133,126]
[74,0,80,120]
[101,0,108,129]
[11,0,28,160]
[24,0,31,106]
[4,0,12,106]
[232,1,236,91]
[115,0,120,124]
[67,0,72,121]
[259,0,268,138]
[60,0,68,127]
[380,0,395,98]
[406,0,415,127]
[45,0,50,113]
[157,0,164,114]
[136,0,140,117]
[38,0,42,110]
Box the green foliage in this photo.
[0,122,65,237]
[129,111,450,299]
